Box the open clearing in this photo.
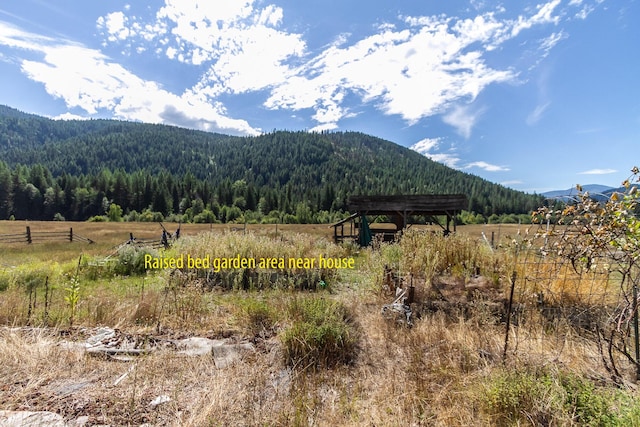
[1,221,639,426]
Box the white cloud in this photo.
[410,137,461,168]
[442,104,487,138]
[96,0,569,131]
[578,169,617,175]
[429,152,463,169]
[510,0,562,38]
[465,161,510,172]
[410,137,441,155]
[2,0,586,134]
[540,31,566,54]
[412,138,509,172]
[104,0,307,98]
[51,112,89,121]
[575,5,596,20]
[97,12,130,42]
[526,101,551,125]
[0,20,260,135]
[265,21,513,130]
[569,0,602,20]
[309,122,339,133]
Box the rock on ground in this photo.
[0,410,67,427]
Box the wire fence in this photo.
[498,229,640,382]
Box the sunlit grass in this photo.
[1,221,639,425]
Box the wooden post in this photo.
[26,226,32,244]
[502,271,517,363]
[69,227,73,242]
[408,275,415,304]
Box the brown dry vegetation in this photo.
[1,221,639,426]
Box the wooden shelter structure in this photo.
[332,194,468,245]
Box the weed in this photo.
[484,369,564,425]
[0,269,11,292]
[64,276,80,326]
[483,368,638,426]
[113,245,160,276]
[235,296,277,336]
[282,296,359,370]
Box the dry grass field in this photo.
[1,220,639,426]
[0,221,522,267]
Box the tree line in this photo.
[0,106,546,223]
[0,160,543,224]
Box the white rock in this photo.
[175,337,222,356]
[0,410,67,427]
[86,327,116,347]
[149,395,171,407]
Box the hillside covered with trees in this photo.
[0,105,544,223]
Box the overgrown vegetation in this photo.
[282,296,359,369]
[2,196,640,424]
[533,167,640,382]
[484,369,640,426]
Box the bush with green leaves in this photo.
[235,297,277,336]
[281,296,358,370]
[484,369,637,426]
[113,245,160,276]
[533,167,640,381]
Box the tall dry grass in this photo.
[1,225,640,425]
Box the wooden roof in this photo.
[347,194,468,215]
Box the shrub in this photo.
[125,210,140,222]
[281,297,358,369]
[139,209,164,222]
[0,270,11,292]
[235,297,277,335]
[113,245,159,276]
[485,370,563,426]
[484,370,625,426]
[193,209,217,223]
[107,203,123,222]
[561,374,617,426]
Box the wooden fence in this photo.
[0,227,94,244]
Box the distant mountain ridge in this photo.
[542,184,615,201]
[0,104,545,220]
[0,105,41,119]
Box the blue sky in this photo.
[0,0,638,193]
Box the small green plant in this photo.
[236,297,277,336]
[281,296,358,370]
[64,255,82,326]
[64,275,80,326]
[0,269,11,292]
[483,369,633,426]
[484,370,562,426]
[561,374,617,426]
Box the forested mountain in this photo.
[0,105,544,223]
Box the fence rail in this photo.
[0,226,94,244]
